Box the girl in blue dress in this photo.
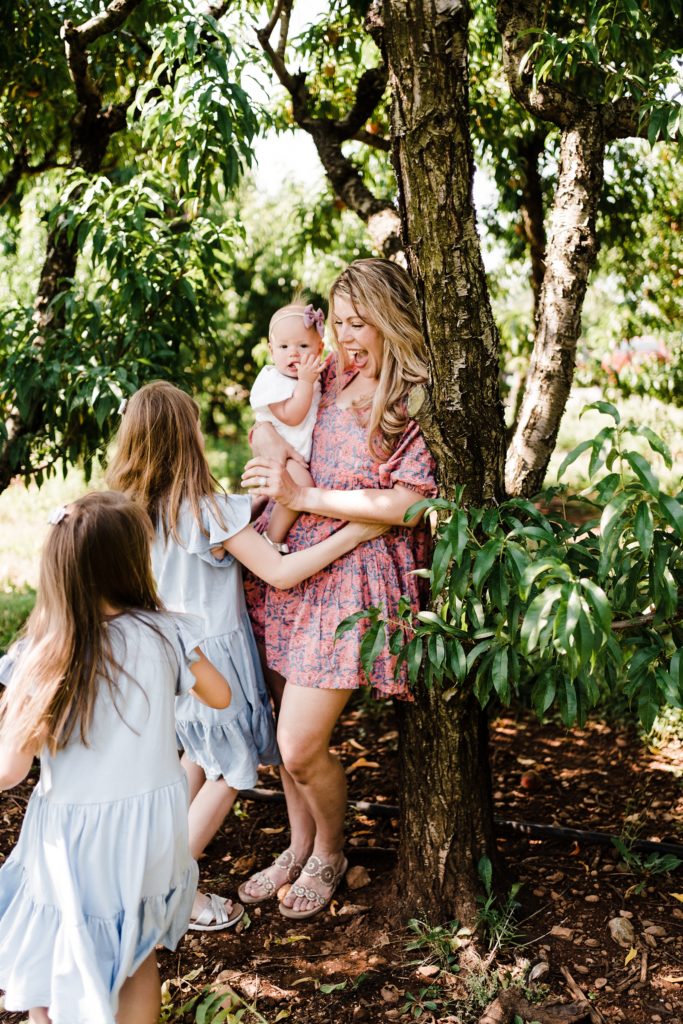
[105,381,384,931]
[0,491,231,1024]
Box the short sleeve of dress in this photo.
[249,366,297,414]
[0,652,15,688]
[168,613,202,696]
[378,420,438,498]
[185,494,251,567]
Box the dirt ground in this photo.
[1,700,682,1024]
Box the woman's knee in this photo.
[277,727,325,782]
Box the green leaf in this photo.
[636,426,672,468]
[478,855,493,895]
[359,621,386,680]
[473,538,502,593]
[335,610,371,640]
[622,450,660,497]
[638,675,660,733]
[579,578,612,633]
[557,439,595,480]
[491,645,510,704]
[582,400,620,423]
[633,500,654,557]
[408,637,423,684]
[531,671,556,717]
[449,640,467,681]
[558,678,578,727]
[658,493,683,537]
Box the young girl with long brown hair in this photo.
[106,381,385,930]
[0,491,231,1024]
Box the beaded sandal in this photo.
[279,854,348,920]
[237,849,306,905]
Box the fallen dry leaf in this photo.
[345,864,371,890]
[346,757,380,773]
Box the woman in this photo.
[240,258,438,920]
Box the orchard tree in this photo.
[249,0,682,923]
[0,0,257,489]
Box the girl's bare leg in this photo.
[187,776,239,920]
[28,1010,51,1023]
[181,754,207,804]
[266,460,314,544]
[116,952,160,1024]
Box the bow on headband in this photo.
[302,304,325,338]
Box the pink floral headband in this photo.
[269,304,325,339]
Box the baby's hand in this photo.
[210,545,226,561]
[297,352,324,384]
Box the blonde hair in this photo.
[106,381,224,542]
[0,492,160,755]
[329,259,429,461]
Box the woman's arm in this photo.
[0,742,35,790]
[189,650,232,708]
[241,459,423,527]
[224,521,388,590]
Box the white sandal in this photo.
[188,893,245,932]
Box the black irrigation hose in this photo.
[240,788,683,860]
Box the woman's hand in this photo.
[250,422,307,468]
[242,458,304,508]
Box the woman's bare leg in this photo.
[116,952,160,1024]
[240,658,316,900]
[28,1010,51,1023]
[277,685,352,913]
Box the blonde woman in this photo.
[241,258,438,919]
[106,382,386,932]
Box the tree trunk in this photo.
[505,116,605,497]
[382,0,506,925]
[518,132,547,321]
[396,690,493,926]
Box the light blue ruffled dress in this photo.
[152,494,280,786]
[0,612,200,1024]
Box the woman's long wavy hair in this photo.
[329,258,430,461]
[0,492,160,755]
[106,381,224,541]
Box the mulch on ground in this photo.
[1,700,681,1023]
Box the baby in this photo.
[249,303,325,548]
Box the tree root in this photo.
[478,989,594,1024]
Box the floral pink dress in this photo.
[246,358,437,699]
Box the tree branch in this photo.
[255,1,402,257]
[352,129,391,151]
[497,0,585,128]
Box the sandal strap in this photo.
[300,855,345,889]
[193,893,234,927]
[288,880,329,907]
[274,849,305,883]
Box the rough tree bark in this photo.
[504,117,605,496]
[382,0,507,925]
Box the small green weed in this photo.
[398,984,443,1019]
[476,857,524,954]
[405,917,468,972]
[159,976,271,1023]
[611,836,682,895]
